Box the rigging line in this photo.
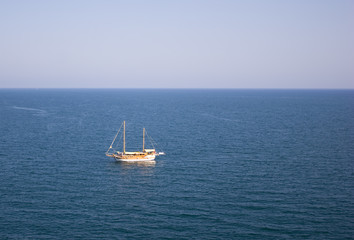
[146,131,157,150]
[147,131,165,153]
[114,133,123,152]
[106,122,123,153]
[147,131,158,146]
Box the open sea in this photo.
[0,89,353,239]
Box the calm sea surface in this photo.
[0,89,353,239]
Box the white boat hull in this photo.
[114,154,156,162]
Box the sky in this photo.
[0,0,353,88]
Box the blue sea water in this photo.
[0,89,353,239]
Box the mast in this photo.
[123,121,126,154]
[143,128,145,152]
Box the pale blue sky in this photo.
[0,0,353,88]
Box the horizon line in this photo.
[0,87,353,90]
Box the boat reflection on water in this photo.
[112,160,156,177]
[117,160,156,167]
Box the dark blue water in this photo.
[0,89,353,239]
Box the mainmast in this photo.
[123,121,126,154]
[143,128,145,152]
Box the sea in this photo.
[0,89,353,239]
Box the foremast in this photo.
[143,128,145,152]
[123,120,126,154]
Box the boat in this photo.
[106,121,164,162]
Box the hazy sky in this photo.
[0,0,353,88]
